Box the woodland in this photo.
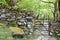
[0,0,60,40]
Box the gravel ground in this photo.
[27,20,57,40]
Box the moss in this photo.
[57,37,60,40]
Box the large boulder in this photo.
[9,27,24,38]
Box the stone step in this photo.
[35,25,41,26]
[41,27,48,29]
[35,22,40,23]
[41,31,49,35]
[35,24,40,25]
[57,34,60,36]
[35,20,41,21]
[35,25,41,27]
[35,36,56,40]
[41,29,48,31]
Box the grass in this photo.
[1,20,60,40]
[0,21,34,40]
[0,21,12,40]
[57,37,60,40]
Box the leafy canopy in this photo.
[0,0,55,19]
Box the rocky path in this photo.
[28,20,56,40]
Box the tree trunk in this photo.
[58,0,60,21]
[53,2,57,21]
[54,0,59,22]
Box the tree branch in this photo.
[41,1,54,4]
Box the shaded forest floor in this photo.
[0,20,59,40]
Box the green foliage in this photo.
[0,0,7,5]
[0,0,55,19]
[0,22,12,40]
[57,37,60,40]
[16,0,54,19]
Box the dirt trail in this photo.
[28,20,56,40]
